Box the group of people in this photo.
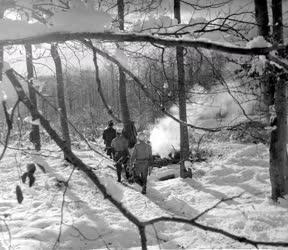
[102,120,152,194]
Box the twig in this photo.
[89,40,121,122]
[0,99,20,162]
[62,222,103,241]
[191,193,244,221]
[0,218,12,250]
[53,167,75,250]
[0,141,61,158]
[152,224,162,250]
[63,222,112,249]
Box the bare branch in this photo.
[53,167,75,250]
[0,99,20,162]
[0,217,12,250]
[191,193,244,221]
[180,0,232,10]
[89,40,121,122]
[143,215,288,248]
[62,222,108,241]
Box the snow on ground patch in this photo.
[0,142,287,249]
[98,176,124,202]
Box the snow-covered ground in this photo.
[0,141,287,249]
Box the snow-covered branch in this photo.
[0,30,281,56]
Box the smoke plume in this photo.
[149,84,256,157]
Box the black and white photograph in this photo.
[0,0,287,249]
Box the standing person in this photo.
[129,132,152,194]
[102,120,116,158]
[111,132,130,182]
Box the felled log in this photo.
[158,174,176,181]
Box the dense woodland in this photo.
[0,0,288,249]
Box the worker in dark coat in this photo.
[129,132,152,194]
[111,132,130,182]
[102,120,116,158]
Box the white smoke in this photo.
[149,83,256,157]
[150,106,180,158]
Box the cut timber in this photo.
[158,174,176,181]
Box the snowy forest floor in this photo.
[0,141,288,249]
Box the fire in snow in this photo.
[149,84,256,157]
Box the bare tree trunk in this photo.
[270,80,287,200]
[91,45,121,122]
[174,0,192,178]
[25,44,41,151]
[51,44,71,154]
[254,0,273,122]
[269,0,288,200]
[272,0,283,44]
[119,69,130,122]
[117,0,137,147]
[118,0,129,123]
[0,9,4,81]
[254,0,270,39]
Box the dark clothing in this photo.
[130,141,152,194]
[114,150,130,182]
[111,135,129,152]
[130,141,152,163]
[133,161,149,194]
[102,127,116,158]
[112,135,130,182]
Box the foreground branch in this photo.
[0,31,282,56]
[143,215,288,248]
[53,167,75,249]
